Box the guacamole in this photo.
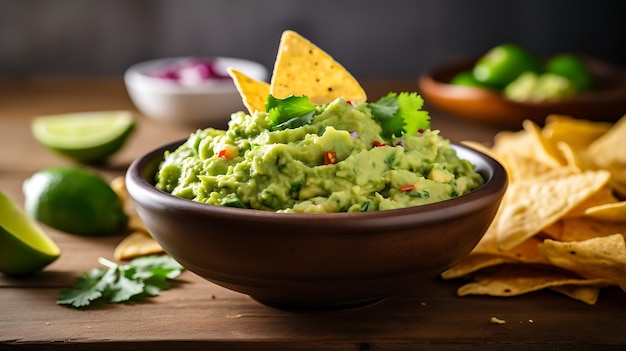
[156,97,484,213]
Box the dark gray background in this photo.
[1,0,625,79]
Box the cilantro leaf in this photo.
[368,93,404,138]
[396,92,430,135]
[129,255,184,274]
[266,94,316,131]
[57,255,184,308]
[104,266,145,303]
[56,268,111,308]
[368,92,430,138]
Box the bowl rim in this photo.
[124,56,269,94]
[126,138,508,226]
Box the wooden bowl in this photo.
[126,140,507,311]
[418,55,626,128]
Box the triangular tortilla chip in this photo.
[565,186,619,219]
[542,114,612,153]
[492,129,534,158]
[456,264,613,299]
[114,231,164,261]
[560,217,626,242]
[270,30,366,104]
[441,207,548,280]
[522,119,566,168]
[586,113,626,169]
[496,170,611,251]
[549,284,602,305]
[584,200,626,222]
[539,234,626,291]
[228,67,270,114]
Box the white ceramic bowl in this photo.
[124,56,269,128]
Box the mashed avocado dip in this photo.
[155,94,484,213]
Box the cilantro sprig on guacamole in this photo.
[266,92,431,138]
[369,92,431,138]
[156,94,483,213]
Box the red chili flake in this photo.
[418,129,425,134]
[324,151,338,165]
[217,149,228,158]
[399,184,416,192]
[372,140,387,147]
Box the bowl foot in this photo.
[250,296,386,312]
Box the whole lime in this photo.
[473,43,543,90]
[545,54,592,91]
[450,70,485,88]
[23,167,128,236]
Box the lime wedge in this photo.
[0,189,60,276]
[32,111,136,164]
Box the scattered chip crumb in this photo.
[490,316,506,324]
[420,301,427,306]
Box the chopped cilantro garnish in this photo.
[368,92,431,138]
[57,255,184,308]
[221,193,246,208]
[266,94,316,131]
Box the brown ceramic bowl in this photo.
[418,55,626,128]
[125,139,508,310]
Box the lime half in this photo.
[32,111,136,164]
[0,189,60,275]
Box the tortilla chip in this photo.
[110,176,128,204]
[555,142,588,172]
[496,170,611,251]
[442,253,516,279]
[442,214,548,280]
[114,231,164,261]
[126,214,149,233]
[542,114,612,152]
[492,129,534,159]
[584,200,626,222]
[586,113,626,169]
[227,67,270,114]
[490,127,568,181]
[442,237,547,279]
[565,186,619,219]
[461,140,515,182]
[505,154,561,182]
[456,264,612,299]
[270,30,366,104]
[445,115,626,304]
[522,119,566,168]
[560,217,626,242]
[539,234,626,291]
[549,285,602,305]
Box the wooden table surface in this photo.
[1,77,625,350]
